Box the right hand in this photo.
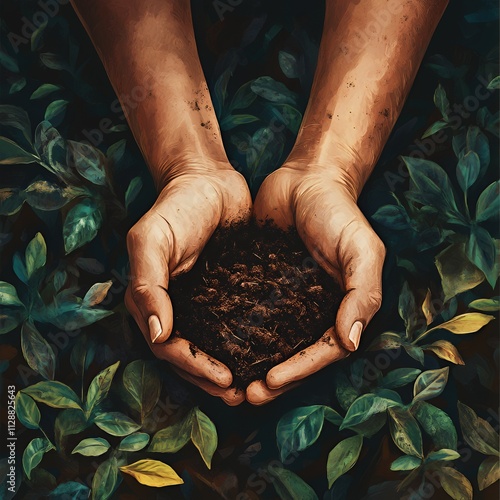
[125,160,252,406]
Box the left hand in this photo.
[247,162,385,405]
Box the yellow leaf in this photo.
[422,289,435,326]
[434,313,495,334]
[423,340,464,365]
[119,459,183,487]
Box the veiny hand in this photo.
[247,162,385,404]
[125,160,252,406]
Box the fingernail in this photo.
[348,321,363,350]
[149,315,162,343]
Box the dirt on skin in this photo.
[169,221,343,387]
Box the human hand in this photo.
[125,160,252,406]
[248,163,385,404]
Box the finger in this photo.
[126,218,173,343]
[266,329,349,389]
[126,290,233,388]
[246,380,301,406]
[171,366,245,406]
[335,227,385,352]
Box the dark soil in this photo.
[169,222,343,387]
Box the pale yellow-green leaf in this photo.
[468,298,500,312]
[119,459,183,487]
[431,313,495,335]
[437,466,472,500]
[191,407,218,469]
[478,456,500,491]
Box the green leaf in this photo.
[22,438,54,479]
[213,67,232,115]
[0,187,25,215]
[380,369,422,389]
[435,243,485,301]
[220,114,259,131]
[91,458,121,500]
[55,409,88,450]
[67,141,107,186]
[229,80,258,112]
[277,405,340,462]
[0,136,37,164]
[457,151,480,192]
[85,361,120,416]
[0,50,19,73]
[70,334,96,378]
[106,139,126,165]
[434,84,450,120]
[278,51,299,79]
[93,411,140,437]
[388,407,423,458]
[372,205,412,231]
[270,467,318,500]
[390,455,422,471]
[125,177,142,210]
[403,344,425,365]
[457,401,499,456]
[335,371,359,411]
[25,232,46,279]
[191,407,218,469]
[0,282,23,307]
[21,321,55,380]
[30,84,62,100]
[0,312,22,334]
[9,77,26,95]
[123,360,161,421]
[476,181,499,223]
[251,76,298,105]
[422,120,450,139]
[426,449,460,462]
[413,402,457,450]
[412,367,449,403]
[487,76,500,90]
[40,52,70,71]
[478,456,500,491]
[22,381,82,409]
[83,281,112,307]
[0,105,32,143]
[15,392,40,430]
[148,413,193,453]
[422,340,464,365]
[326,435,363,488]
[436,466,472,500]
[49,481,90,499]
[367,332,405,351]
[466,226,497,288]
[44,100,69,126]
[346,413,387,438]
[119,459,183,487]
[25,180,80,211]
[468,298,500,312]
[340,394,400,431]
[466,126,490,177]
[398,281,417,338]
[63,199,103,254]
[118,433,150,452]
[31,22,47,51]
[72,438,110,457]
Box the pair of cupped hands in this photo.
[125,158,385,406]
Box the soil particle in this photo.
[170,222,343,386]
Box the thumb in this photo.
[335,230,385,352]
[126,220,173,344]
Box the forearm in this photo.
[288,0,449,197]
[71,0,228,189]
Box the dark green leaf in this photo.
[15,392,40,429]
[220,114,259,131]
[478,456,500,491]
[229,81,257,112]
[413,367,449,403]
[93,411,140,437]
[422,120,450,139]
[49,481,90,499]
[251,76,298,105]
[55,409,88,449]
[388,407,423,458]
[123,360,161,421]
[30,84,62,100]
[390,456,422,471]
[457,151,480,192]
[436,466,472,500]
[277,405,338,462]
[403,345,425,365]
[487,76,500,90]
[22,381,82,409]
[9,78,26,95]
[31,22,47,51]
[148,412,192,453]
[380,369,422,389]
[125,177,142,210]
[25,180,80,211]
[191,407,218,469]
[44,100,69,126]
[40,53,70,72]
[91,458,121,500]
[372,389,403,405]
[476,181,499,222]
[340,394,400,430]
[118,433,150,452]
[21,321,55,380]
[85,361,120,416]
[0,137,36,164]
[213,68,232,115]
[326,435,363,488]
[270,467,318,500]
[434,84,450,120]
[0,50,19,73]
[373,205,412,231]
[466,225,497,288]
[70,334,96,376]
[22,438,54,480]
[0,105,31,143]
[63,199,103,254]
[465,126,490,178]
[72,438,110,457]
[335,371,359,411]
[278,51,299,79]
[0,281,23,307]
[106,139,126,165]
[67,141,107,186]
[0,188,25,215]
[25,232,46,279]
[398,281,418,338]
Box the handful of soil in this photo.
[169,222,343,386]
